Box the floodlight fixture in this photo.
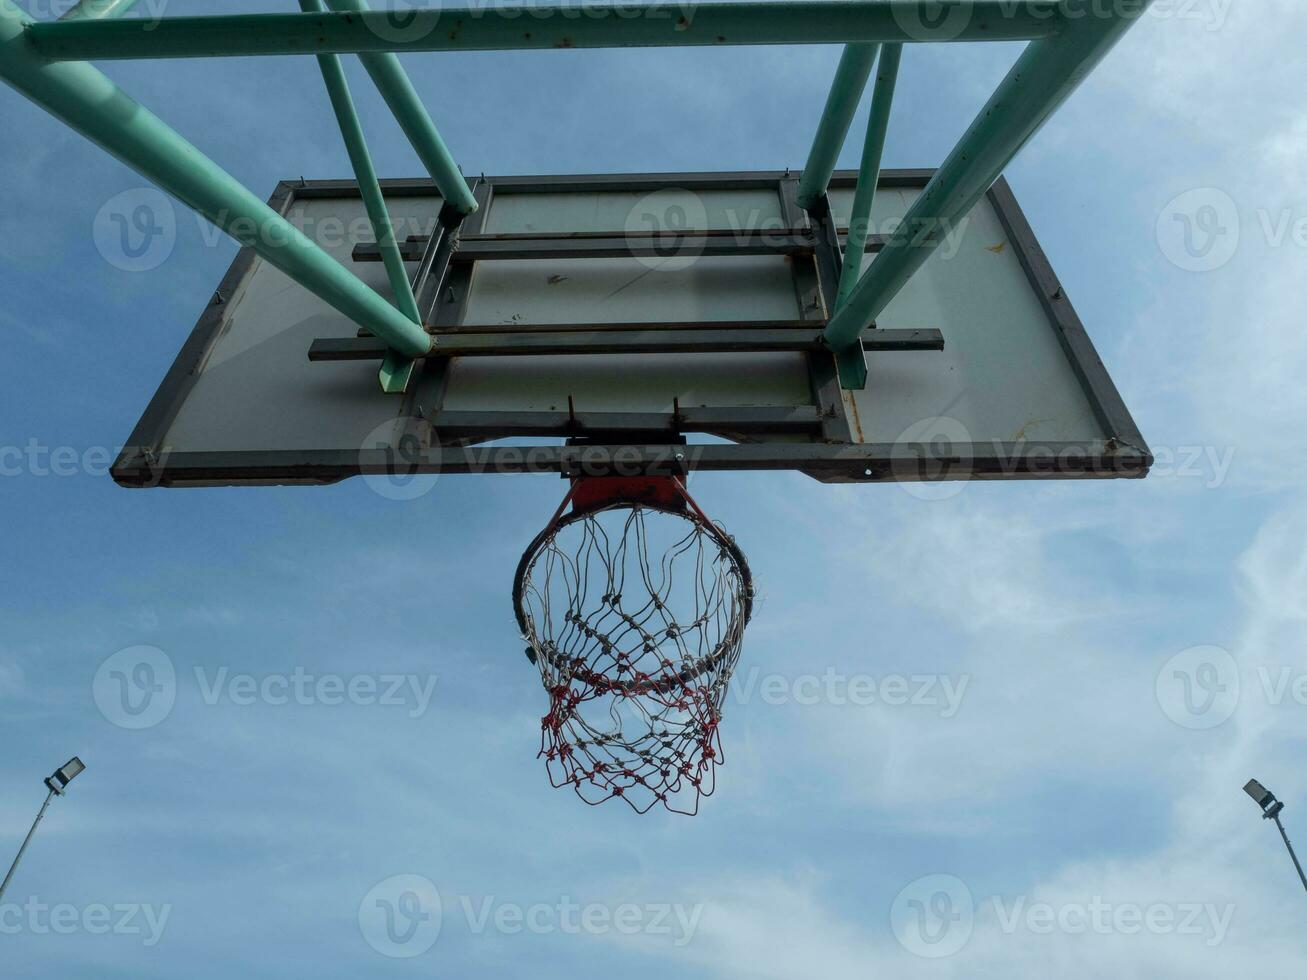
[44,757,86,796]
[0,756,88,904]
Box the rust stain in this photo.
[1010,418,1052,441]
[847,391,866,443]
[985,241,1007,254]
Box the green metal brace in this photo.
[0,0,433,388]
[26,3,1066,60]
[795,44,879,214]
[302,0,426,393]
[830,42,902,386]
[0,0,1155,397]
[825,1,1155,388]
[322,0,478,217]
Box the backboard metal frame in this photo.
[111,169,1151,489]
[2,2,1156,398]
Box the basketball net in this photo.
[513,475,754,815]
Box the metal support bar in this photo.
[836,42,901,310]
[453,230,820,261]
[0,790,54,905]
[309,327,944,360]
[352,230,888,263]
[796,44,878,212]
[399,181,489,437]
[824,1,1153,388]
[303,0,423,393]
[0,3,432,361]
[829,42,901,386]
[354,230,886,263]
[427,318,826,335]
[408,214,456,323]
[321,0,477,216]
[112,441,1152,487]
[59,0,141,20]
[1272,814,1307,894]
[429,407,823,439]
[27,3,1068,61]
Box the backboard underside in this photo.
[111,170,1151,488]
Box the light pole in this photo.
[0,757,86,904]
[1244,778,1307,895]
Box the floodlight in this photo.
[44,757,86,796]
[1244,779,1276,811]
[2,756,88,904]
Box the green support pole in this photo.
[59,0,141,20]
[303,0,425,392]
[27,3,1065,61]
[824,0,1153,388]
[830,43,901,387]
[795,44,878,213]
[829,43,900,385]
[835,42,901,310]
[0,0,432,369]
[322,0,477,217]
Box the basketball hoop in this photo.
[513,475,754,815]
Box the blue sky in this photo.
[3,0,1307,976]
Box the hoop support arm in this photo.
[0,2,433,366]
[824,1,1154,388]
[26,3,1068,61]
[795,43,879,213]
[321,0,478,217]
